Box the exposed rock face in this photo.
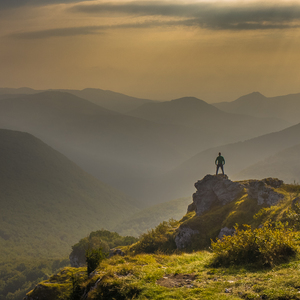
[245,178,284,206]
[218,227,235,239]
[176,175,285,250]
[175,227,199,249]
[192,175,244,215]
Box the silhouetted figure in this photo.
[215,152,225,175]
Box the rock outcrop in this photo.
[175,227,199,250]
[192,175,244,216]
[218,227,235,239]
[245,178,284,206]
[190,175,284,216]
[177,175,285,249]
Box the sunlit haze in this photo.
[1,0,300,102]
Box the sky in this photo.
[1,0,300,102]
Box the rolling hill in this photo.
[0,87,154,113]
[213,91,300,124]
[0,129,140,261]
[0,91,198,201]
[59,88,154,113]
[0,89,292,204]
[127,96,289,145]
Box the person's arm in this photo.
[223,157,225,165]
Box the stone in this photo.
[218,227,235,239]
[193,175,244,215]
[245,179,284,206]
[174,227,199,249]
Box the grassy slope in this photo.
[113,197,192,237]
[27,251,300,300]
[0,129,139,261]
[25,181,300,300]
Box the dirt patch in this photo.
[156,273,197,288]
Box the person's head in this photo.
[219,152,221,156]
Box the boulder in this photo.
[175,227,199,249]
[192,175,244,215]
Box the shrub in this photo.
[282,202,300,231]
[70,230,138,267]
[130,220,178,254]
[211,221,297,267]
[85,248,107,275]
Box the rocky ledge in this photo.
[175,175,285,249]
[189,175,284,216]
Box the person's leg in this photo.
[221,165,224,175]
[216,165,219,175]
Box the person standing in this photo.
[215,152,225,175]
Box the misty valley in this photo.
[2,88,300,299]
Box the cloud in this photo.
[7,1,300,39]
[70,1,300,30]
[8,26,105,39]
[8,20,186,39]
[0,0,87,9]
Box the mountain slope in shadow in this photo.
[0,129,139,261]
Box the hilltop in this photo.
[24,175,300,300]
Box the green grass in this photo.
[26,251,300,300]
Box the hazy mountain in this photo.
[213,91,300,124]
[0,129,139,262]
[152,122,300,201]
[0,91,202,202]
[0,87,40,95]
[0,87,155,113]
[59,88,155,113]
[113,197,192,237]
[127,96,290,145]
[234,143,300,183]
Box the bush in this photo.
[211,221,297,267]
[130,219,178,254]
[70,230,138,267]
[85,248,107,275]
